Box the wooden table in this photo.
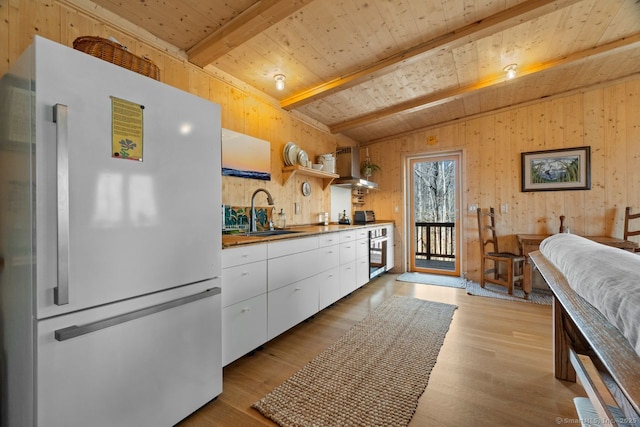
[516,234,638,293]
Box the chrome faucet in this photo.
[250,188,275,232]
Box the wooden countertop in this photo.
[222,221,394,248]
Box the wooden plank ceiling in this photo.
[91,0,640,145]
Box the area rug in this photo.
[396,272,465,288]
[252,295,457,427]
[465,281,553,305]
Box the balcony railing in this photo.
[414,222,456,265]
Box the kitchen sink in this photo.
[245,229,303,236]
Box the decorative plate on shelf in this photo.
[301,181,311,197]
[289,145,301,166]
[297,149,309,167]
[283,142,295,166]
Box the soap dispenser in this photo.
[276,208,286,229]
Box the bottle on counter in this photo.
[276,208,286,229]
[338,210,351,225]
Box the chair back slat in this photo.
[623,207,640,253]
[477,207,500,254]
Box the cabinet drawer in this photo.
[318,267,340,310]
[339,230,356,242]
[268,249,319,291]
[339,241,356,264]
[317,245,340,272]
[268,275,319,340]
[222,260,267,307]
[222,244,267,268]
[356,238,369,259]
[268,236,318,259]
[318,232,340,248]
[222,294,267,366]
[356,228,369,240]
[339,261,357,297]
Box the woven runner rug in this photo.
[252,295,457,427]
[465,281,553,305]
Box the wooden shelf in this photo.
[282,165,339,189]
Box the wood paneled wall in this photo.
[3,1,639,280]
[361,76,640,280]
[0,0,350,227]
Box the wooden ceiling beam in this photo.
[187,0,313,67]
[329,33,640,134]
[280,0,582,110]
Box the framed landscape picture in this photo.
[221,128,271,181]
[521,146,591,192]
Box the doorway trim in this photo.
[404,150,463,276]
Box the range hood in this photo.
[332,147,378,189]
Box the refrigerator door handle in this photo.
[53,104,70,306]
[55,287,221,341]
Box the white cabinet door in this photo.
[222,294,267,366]
[318,267,340,310]
[268,275,319,340]
[356,256,369,287]
[339,261,357,297]
[317,244,340,273]
[339,241,357,264]
[36,285,221,427]
[356,236,369,259]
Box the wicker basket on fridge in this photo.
[72,36,160,80]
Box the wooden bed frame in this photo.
[530,251,640,426]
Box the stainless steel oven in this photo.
[369,227,388,279]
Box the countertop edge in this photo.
[222,221,394,249]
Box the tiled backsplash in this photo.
[222,205,273,232]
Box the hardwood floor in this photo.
[178,274,584,426]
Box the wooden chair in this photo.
[623,206,640,253]
[477,207,526,295]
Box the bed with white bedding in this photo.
[530,233,640,426]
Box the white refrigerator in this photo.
[0,36,222,426]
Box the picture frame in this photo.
[221,128,271,181]
[521,146,591,192]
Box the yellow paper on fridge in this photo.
[111,96,143,161]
